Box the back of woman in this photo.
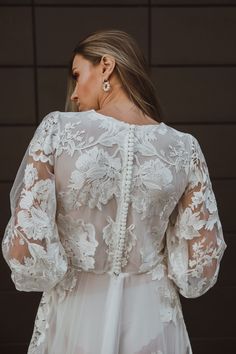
[2,29,226,354]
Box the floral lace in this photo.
[2,112,67,292]
[1,110,226,354]
[165,135,227,298]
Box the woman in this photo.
[2,29,227,354]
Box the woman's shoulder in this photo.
[159,122,193,148]
[44,110,195,148]
[42,110,91,122]
[58,110,92,119]
[56,110,95,126]
[37,110,91,133]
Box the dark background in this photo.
[0,0,235,353]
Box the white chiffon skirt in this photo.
[27,271,193,354]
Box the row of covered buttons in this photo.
[112,124,136,276]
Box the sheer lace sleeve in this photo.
[2,111,68,292]
[165,134,227,298]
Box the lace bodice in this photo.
[2,110,226,299]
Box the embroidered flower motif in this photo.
[102,216,137,268]
[60,146,122,212]
[29,111,60,165]
[139,225,166,273]
[165,134,227,298]
[102,216,119,265]
[149,263,167,281]
[121,223,137,267]
[19,189,34,210]
[130,159,173,220]
[169,140,189,173]
[204,186,217,214]
[188,237,217,277]
[57,213,98,271]
[156,281,183,324]
[24,163,38,189]
[135,159,173,190]
[56,121,88,157]
[16,179,55,241]
[174,205,206,240]
[27,292,52,351]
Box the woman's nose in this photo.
[70,90,77,101]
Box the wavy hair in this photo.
[65,29,167,122]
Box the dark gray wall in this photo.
[0,1,235,353]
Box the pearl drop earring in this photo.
[102,79,111,92]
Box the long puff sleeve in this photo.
[2,111,68,292]
[165,134,227,298]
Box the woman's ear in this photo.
[100,55,116,76]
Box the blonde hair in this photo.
[65,29,167,122]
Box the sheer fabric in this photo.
[2,110,227,354]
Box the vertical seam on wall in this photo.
[148,0,151,67]
[31,0,39,125]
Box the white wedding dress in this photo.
[2,110,227,354]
